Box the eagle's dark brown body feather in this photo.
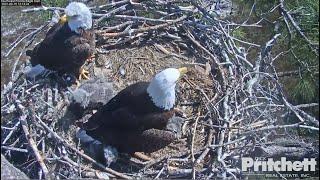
[82,82,178,153]
[27,23,95,76]
[86,127,177,154]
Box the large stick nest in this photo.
[1,0,319,179]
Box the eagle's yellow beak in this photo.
[59,14,68,25]
[178,67,188,77]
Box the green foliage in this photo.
[235,0,319,104]
[292,77,316,103]
[282,0,319,104]
[193,12,202,20]
[231,28,247,47]
[42,0,67,7]
[232,28,246,39]
[284,0,319,46]
[40,0,68,21]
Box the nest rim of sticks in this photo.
[1,0,319,179]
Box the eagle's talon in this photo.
[79,68,90,81]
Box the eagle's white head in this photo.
[64,2,92,33]
[147,67,188,110]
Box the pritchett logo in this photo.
[242,157,317,172]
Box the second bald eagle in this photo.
[26,2,95,81]
[80,67,188,153]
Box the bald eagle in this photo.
[79,67,188,153]
[26,2,95,82]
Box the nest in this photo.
[1,0,318,179]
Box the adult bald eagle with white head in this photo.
[79,67,188,153]
[26,2,95,82]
